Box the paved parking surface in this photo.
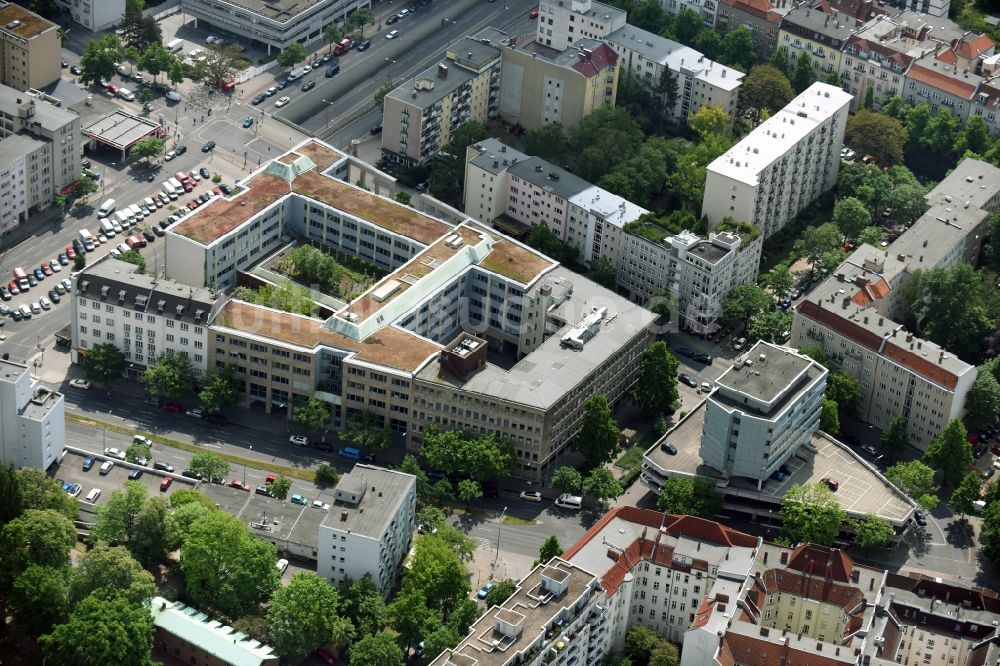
[54,450,193,506]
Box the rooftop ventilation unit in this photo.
[372,279,402,303]
[560,306,608,350]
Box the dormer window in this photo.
[175,305,185,317]
[136,295,147,307]
[157,300,165,313]
[118,290,126,302]
[100,286,109,297]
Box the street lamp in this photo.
[243,445,252,485]
[384,58,396,88]
[492,506,507,574]
[321,98,338,132]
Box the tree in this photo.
[179,510,280,617]
[40,595,154,666]
[656,476,724,519]
[143,351,196,399]
[965,368,1000,430]
[198,366,240,414]
[924,420,973,488]
[399,454,429,495]
[689,103,730,138]
[551,466,584,495]
[0,509,76,582]
[484,578,517,607]
[420,429,515,482]
[448,597,480,637]
[587,255,617,289]
[10,564,69,636]
[80,342,125,388]
[885,460,939,510]
[323,23,344,54]
[838,162,892,213]
[925,108,961,158]
[189,452,230,483]
[791,53,816,93]
[749,310,793,344]
[573,395,620,467]
[633,341,680,417]
[852,513,893,550]
[884,183,927,226]
[170,501,214,546]
[233,282,315,316]
[793,223,842,274]
[138,42,174,83]
[770,48,790,77]
[959,115,992,155]
[696,32,723,62]
[625,625,663,662]
[316,463,340,486]
[845,110,908,165]
[387,589,438,652]
[76,173,99,201]
[395,190,412,206]
[950,472,982,521]
[762,264,794,299]
[456,479,483,509]
[118,249,146,274]
[832,197,871,240]
[346,7,376,37]
[339,573,386,638]
[862,85,875,110]
[374,83,393,112]
[904,263,993,355]
[525,123,567,161]
[403,534,470,618]
[423,624,462,662]
[879,416,909,461]
[671,8,705,44]
[821,398,843,433]
[723,284,775,331]
[267,475,292,500]
[583,467,624,503]
[79,34,122,89]
[350,631,405,666]
[73,252,86,271]
[125,441,150,466]
[267,572,354,659]
[538,535,563,564]
[293,397,330,433]
[720,27,756,71]
[197,44,243,89]
[857,226,883,247]
[826,371,861,416]
[652,66,680,129]
[342,410,391,454]
[92,480,147,546]
[15,467,78,521]
[781,482,847,546]
[0,462,23,526]
[168,59,185,87]
[68,543,155,607]
[129,497,172,568]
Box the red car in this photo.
[160,477,173,492]
[182,181,194,192]
[8,280,19,295]
[992,445,1000,456]
[65,245,76,259]
[213,186,223,195]
[187,200,199,210]
[228,479,251,492]
[41,262,53,276]
[161,401,183,413]
[313,648,336,665]
[530,8,539,17]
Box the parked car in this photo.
[356,39,371,51]
[229,480,251,491]
[289,434,309,446]
[386,29,400,39]
[862,444,879,457]
[477,582,495,599]
[69,379,90,389]
[693,353,712,363]
[104,447,126,460]
[175,145,187,156]
[185,407,205,418]
[154,460,175,472]
[161,401,183,413]
[914,510,927,526]
[160,477,172,492]
[82,456,95,471]
[679,373,698,388]
[291,493,308,505]
[301,80,316,92]
[128,469,144,480]
[251,93,267,105]
[520,490,542,502]
[660,442,678,455]
[274,96,290,107]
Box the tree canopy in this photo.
[267,572,355,659]
[421,428,515,481]
[884,460,939,510]
[852,513,894,550]
[633,341,680,416]
[573,395,621,468]
[40,594,155,666]
[143,351,197,399]
[781,482,847,546]
[845,110,908,165]
[656,477,724,519]
[80,343,126,388]
[923,419,973,488]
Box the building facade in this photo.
[316,465,415,597]
[499,39,620,131]
[381,28,504,167]
[0,359,65,471]
[702,82,851,238]
[150,597,279,666]
[715,0,786,58]
[606,25,743,126]
[54,0,123,31]
[178,0,369,53]
[0,2,60,91]
[700,341,827,485]
[534,0,627,51]
[0,86,80,236]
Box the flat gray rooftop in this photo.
[715,341,813,404]
[643,402,915,526]
[186,0,327,23]
[81,110,160,150]
[468,139,529,176]
[321,465,414,539]
[689,240,732,265]
[508,157,591,201]
[201,483,329,552]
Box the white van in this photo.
[167,38,184,53]
[555,494,583,510]
[288,67,305,80]
[99,218,116,237]
[114,210,130,229]
[118,88,135,102]
[165,90,182,102]
[129,204,144,221]
[78,228,93,246]
[18,304,31,319]
[167,177,183,192]
[97,199,116,217]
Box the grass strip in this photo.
[65,413,316,482]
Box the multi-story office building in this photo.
[316,465,415,596]
[0,3,60,91]
[715,0,786,58]
[702,82,851,238]
[54,0,123,31]
[381,28,504,167]
[700,341,827,486]
[534,0,627,51]
[0,359,65,471]
[152,139,658,482]
[606,25,743,126]
[499,38,620,131]
[179,0,369,53]
[777,5,857,76]
[0,86,80,235]
[70,257,222,374]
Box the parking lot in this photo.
[54,449,194,507]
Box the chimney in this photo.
[878,317,884,326]
[438,63,449,78]
[842,296,851,309]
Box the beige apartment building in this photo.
[0,2,60,92]
[535,0,626,51]
[381,27,504,167]
[498,38,619,131]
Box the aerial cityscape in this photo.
[1,0,1000,663]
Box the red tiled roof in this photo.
[953,34,995,60]
[936,49,958,66]
[907,63,978,100]
[846,36,913,70]
[718,639,735,666]
[692,599,717,629]
[722,632,854,666]
[973,82,1000,109]
[719,0,783,22]
[571,42,618,78]
[763,569,866,610]
[880,340,960,390]
[786,544,854,582]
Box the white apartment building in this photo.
[0,87,81,235]
[0,359,65,470]
[70,257,221,373]
[535,0,627,51]
[0,2,61,91]
[316,465,415,597]
[179,0,370,53]
[703,82,851,238]
[607,25,743,126]
[791,247,977,450]
[54,0,123,31]
[701,341,827,485]
[660,0,720,26]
